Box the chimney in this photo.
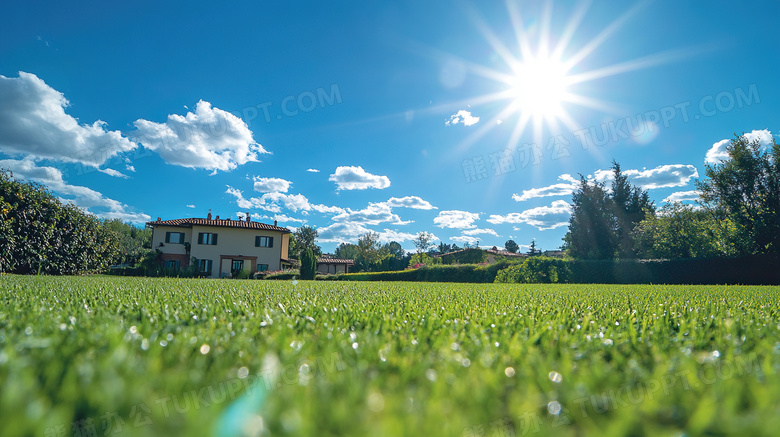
[157,217,161,221]
[207,212,212,220]
[274,220,277,227]
[215,215,220,220]
[246,212,251,222]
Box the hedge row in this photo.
[335,255,780,285]
[568,255,780,285]
[334,261,518,283]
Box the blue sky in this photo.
[1,0,778,254]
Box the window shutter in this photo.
[269,237,274,248]
[198,233,203,244]
[255,236,260,247]
[165,232,171,243]
[213,234,218,245]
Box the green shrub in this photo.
[264,269,300,280]
[495,257,572,283]
[300,248,317,280]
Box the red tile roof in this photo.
[317,258,355,265]
[146,217,291,233]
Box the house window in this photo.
[257,264,269,272]
[231,259,244,274]
[165,232,185,244]
[198,259,213,274]
[198,233,218,245]
[255,236,274,247]
[164,259,180,270]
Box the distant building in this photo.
[542,250,566,258]
[316,257,354,274]
[146,212,292,278]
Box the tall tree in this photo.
[563,176,618,259]
[527,239,541,256]
[412,232,434,254]
[357,232,385,271]
[611,160,654,258]
[383,241,405,259]
[289,226,321,259]
[696,134,780,255]
[299,248,317,280]
[504,239,519,253]
[334,242,359,259]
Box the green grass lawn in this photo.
[1,275,778,436]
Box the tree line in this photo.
[565,134,780,260]
[0,169,150,274]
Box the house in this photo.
[146,213,292,278]
[316,257,354,274]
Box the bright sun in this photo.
[442,1,687,153]
[508,57,570,121]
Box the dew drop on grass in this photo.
[367,392,385,412]
[238,367,249,379]
[352,342,359,350]
[200,344,211,354]
[505,367,515,377]
[25,326,32,335]
[141,339,150,351]
[548,401,562,415]
[548,371,562,383]
[290,340,302,351]
[425,369,437,382]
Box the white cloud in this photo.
[0,158,150,223]
[663,190,700,203]
[126,165,136,172]
[328,166,390,190]
[306,168,320,173]
[704,139,731,166]
[434,210,479,229]
[376,229,425,243]
[487,200,572,230]
[513,174,578,201]
[384,196,437,210]
[253,177,291,193]
[451,235,480,245]
[0,72,137,167]
[225,186,344,215]
[462,227,499,236]
[627,165,698,189]
[594,164,698,189]
[248,213,307,224]
[332,202,410,226]
[133,100,268,172]
[186,204,196,208]
[317,222,428,244]
[446,110,480,126]
[705,129,775,165]
[317,222,372,243]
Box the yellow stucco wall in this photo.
[152,224,288,278]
